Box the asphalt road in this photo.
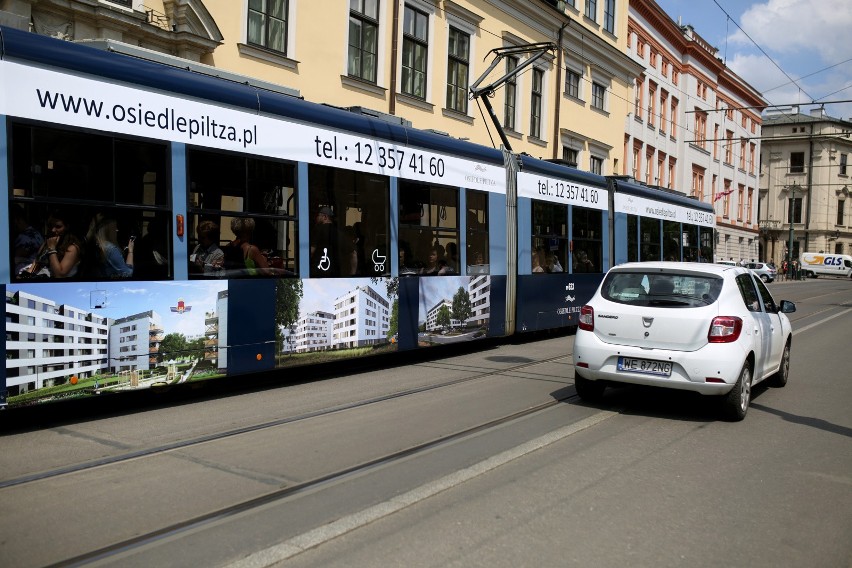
[0,277,850,568]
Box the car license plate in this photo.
[617,357,673,376]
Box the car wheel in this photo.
[721,361,751,421]
[769,340,791,388]
[575,376,606,402]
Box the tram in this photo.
[1,26,714,409]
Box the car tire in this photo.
[721,361,751,421]
[769,339,791,388]
[575,376,606,402]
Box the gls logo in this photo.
[823,257,843,266]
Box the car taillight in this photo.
[579,305,594,331]
[707,316,742,343]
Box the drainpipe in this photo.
[389,0,400,115]
[552,21,569,159]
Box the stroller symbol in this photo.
[372,249,386,272]
[317,248,331,271]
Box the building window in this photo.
[566,68,581,99]
[788,196,802,224]
[563,147,578,167]
[592,82,605,110]
[713,124,719,159]
[694,109,706,148]
[670,97,678,137]
[634,76,644,119]
[737,184,744,221]
[402,4,428,99]
[659,90,668,134]
[837,199,845,226]
[790,151,805,174]
[725,130,733,163]
[648,81,657,128]
[723,180,732,218]
[446,27,470,113]
[590,156,603,175]
[840,153,847,176]
[585,0,597,21]
[247,0,288,54]
[348,0,379,83]
[668,157,676,189]
[692,167,704,201]
[603,0,616,34]
[747,188,753,223]
[504,56,518,131]
[530,68,543,138]
[739,139,747,170]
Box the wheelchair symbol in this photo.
[317,248,331,271]
[372,249,386,272]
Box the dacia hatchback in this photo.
[572,262,796,420]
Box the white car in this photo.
[572,262,796,420]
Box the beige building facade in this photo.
[627,0,767,263]
[0,0,643,175]
[759,109,852,265]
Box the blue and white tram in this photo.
[0,26,713,410]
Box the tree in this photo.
[387,299,399,340]
[159,332,188,362]
[436,304,451,329]
[452,287,472,326]
[275,279,304,349]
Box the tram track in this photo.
[42,383,579,567]
[0,353,573,490]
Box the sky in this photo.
[654,0,852,121]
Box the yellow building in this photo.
[1,0,642,174]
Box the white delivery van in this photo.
[800,253,852,278]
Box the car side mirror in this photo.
[779,300,796,313]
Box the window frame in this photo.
[401,4,429,99]
[530,67,544,138]
[247,0,289,54]
[446,26,470,114]
[348,0,380,83]
[504,56,518,131]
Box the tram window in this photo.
[640,217,661,261]
[532,201,568,273]
[466,190,489,274]
[308,165,390,278]
[571,206,603,273]
[699,226,713,262]
[10,123,171,282]
[12,123,169,206]
[10,202,172,281]
[399,180,459,275]
[188,148,297,278]
[663,220,680,261]
[627,214,639,263]
[682,224,700,261]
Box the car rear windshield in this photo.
[601,270,723,307]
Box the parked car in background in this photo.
[716,260,737,267]
[573,262,796,420]
[746,261,777,283]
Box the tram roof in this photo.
[609,177,714,213]
[0,25,505,166]
[518,155,608,188]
